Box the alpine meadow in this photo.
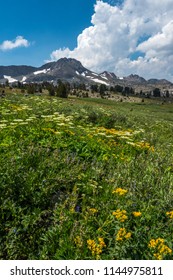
[1,0,173,262]
[0,88,173,260]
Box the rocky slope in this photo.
[0,58,172,91]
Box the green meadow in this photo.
[0,93,173,260]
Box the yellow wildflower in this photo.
[89,208,98,214]
[116,228,131,241]
[74,236,83,248]
[112,188,128,196]
[65,129,75,136]
[148,238,164,248]
[87,239,96,253]
[148,238,172,260]
[125,232,132,239]
[166,211,173,219]
[150,146,155,152]
[153,253,162,260]
[87,237,106,259]
[112,209,128,222]
[133,212,142,217]
[148,239,157,248]
[98,237,106,248]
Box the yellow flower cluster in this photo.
[112,209,128,222]
[87,237,106,259]
[112,188,128,196]
[64,129,75,136]
[133,141,151,149]
[166,211,173,219]
[116,228,131,241]
[89,208,98,214]
[43,127,56,133]
[127,141,154,151]
[148,238,172,260]
[96,127,133,138]
[133,212,142,217]
[149,146,155,152]
[149,238,163,248]
[74,236,83,248]
[10,104,26,111]
[98,237,106,248]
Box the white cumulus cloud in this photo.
[48,0,173,81]
[0,36,30,51]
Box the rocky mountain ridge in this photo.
[0,58,172,90]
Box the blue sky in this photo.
[0,0,96,66]
[0,0,173,81]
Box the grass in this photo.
[0,92,173,260]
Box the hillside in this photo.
[0,58,172,93]
[0,93,173,260]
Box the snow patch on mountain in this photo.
[4,75,18,83]
[89,77,109,85]
[91,72,99,77]
[100,75,108,80]
[81,72,86,77]
[33,69,50,75]
[21,76,27,82]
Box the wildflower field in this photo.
[0,93,173,260]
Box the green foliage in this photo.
[0,93,173,260]
[114,85,123,93]
[27,84,35,94]
[47,84,55,96]
[99,84,107,96]
[91,84,98,93]
[153,88,161,97]
[56,80,69,98]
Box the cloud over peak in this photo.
[48,0,173,81]
[0,36,30,51]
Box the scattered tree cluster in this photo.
[0,79,172,101]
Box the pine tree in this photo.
[56,80,68,98]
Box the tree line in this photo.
[0,80,172,99]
